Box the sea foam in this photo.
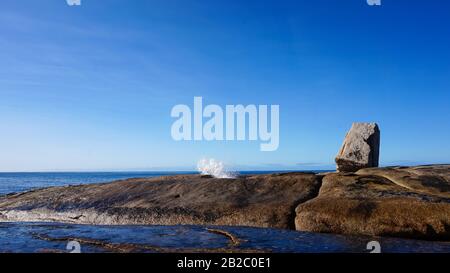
[197,158,236,179]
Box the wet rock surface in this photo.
[0,222,449,253]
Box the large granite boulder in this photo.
[0,173,321,229]
[295,165,450,240]
[335,123,380,172]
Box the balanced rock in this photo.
[335,123,380,172]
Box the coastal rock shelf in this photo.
[0,173,322,229]
[0,165,449,240]
[296,165,450,240]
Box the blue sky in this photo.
[0,0,449,171]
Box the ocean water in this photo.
[0,171,303,195]
[0,171,195,195]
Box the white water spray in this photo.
[197,158,236,179]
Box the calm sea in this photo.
[0,170,307,195]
